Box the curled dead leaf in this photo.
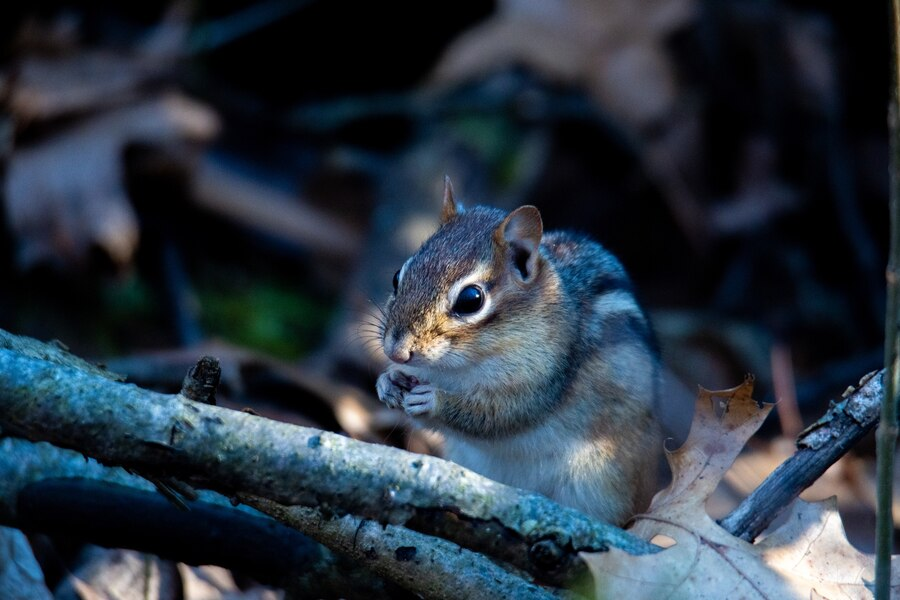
[583,377,899,599]
[430,0,696,130]
[4,92,219,269]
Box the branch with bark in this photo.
[720,369,883,540]
[0,329,656,595]
[0,328,887,597]
[0,437,402,598]
[242,495,569,600]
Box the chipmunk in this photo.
[375,178,660,524]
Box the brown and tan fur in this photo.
[376,179,660,524]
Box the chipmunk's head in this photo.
[381,178,565,381]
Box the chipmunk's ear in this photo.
[441,176,461,223]
[496,205,543,283]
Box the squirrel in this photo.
[375,178,660,525]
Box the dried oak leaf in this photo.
[8,5,192,122]
[582,377,899,599]
[4,93,219,269]
[429,0,695,130]
[56,547,180,600]
[178,564,281,600]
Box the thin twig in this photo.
[192,156,362,260]
[188,0,314,54]
[770,342,802,439]
[876,2,900,596]
[720,370,882,541]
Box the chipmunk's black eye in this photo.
[452,284,484,315]
[392,269,400,292]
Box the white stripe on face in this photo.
[397,256,413,288]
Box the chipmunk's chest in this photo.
[443,424,575,494]
[443,423,627,521]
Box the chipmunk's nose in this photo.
[388,347,411,364]
[384,333,412,364]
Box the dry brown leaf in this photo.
[430,0,695,129]
[582,377,899,599]
[178,565,282,600]
[8,6,193,122]
[856,451,900,527]
[4,92,219,269]
[56,548,179,600]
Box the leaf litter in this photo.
[582,377,900,599]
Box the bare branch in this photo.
[243,495,570,600]
[720,370,882,541]
[0,331,658,587]
[0,329,123,382]
[0,437,400,597]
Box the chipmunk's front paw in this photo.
[402,384,436,417]
[376,371,402,409]
[376,369,419,409]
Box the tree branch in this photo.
[0,329,123,382]
[0,330,658,589]
[0,422,560,599]
[243,495,570,600]
[0,437,402,597]
[720,369,882,541]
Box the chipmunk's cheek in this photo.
[422,337,451,362]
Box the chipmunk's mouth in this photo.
[398,353,428,368]
[382,330,475,373]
